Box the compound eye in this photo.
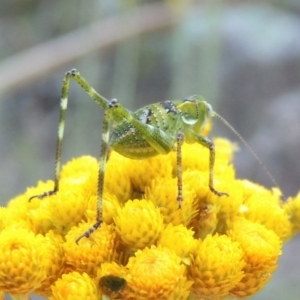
[109,98,119,108]
[110,98,118,105]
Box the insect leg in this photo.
[193,134,229,197]
[29,69,118,201]
[76,110,112,244]
[29,70,73,201]
[71,70,181,154]
[176,131,184,208]
[68,69,111,111]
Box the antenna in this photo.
[213,112,280,190]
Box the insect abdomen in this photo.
[110,122,160,159]
[110,101,180,159]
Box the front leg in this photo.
[192,134,229,197]
[176,131,184,208]
[75,110,111,244]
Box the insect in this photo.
[29,69,278,243]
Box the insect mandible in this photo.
[28,69,246,243]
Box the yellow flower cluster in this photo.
[0,135,299,299]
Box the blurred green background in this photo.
[0,0,300,299]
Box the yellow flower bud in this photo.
[114,199,163,251]
[35,231,65,297]
[228,218,282,297]
[0,228,48,295]
[170,139,235,176]
[126,245,192,300]
[146,177,197,226]
[158,224,196,265]
[50,272,99,300]
[44,186,88,236]
[208,179,244,225]
[60,156,98,197]
[128,154,173,196]
[283,192,300,238]
[105,151,132,203]
[64,222,117,277]
[240,180,291,240]
[188,234,245,298]
[86,192,121,225]
[8,180,54,234]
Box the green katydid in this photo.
[29,69,278,243]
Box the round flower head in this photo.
[0,228,48,295]
[228,218,282,297]
[64,222,117,277]
[208,179,244,219]
[188,234,245,298]
[59,156,98,197]
[284,191,300,238]
[126,245,192,300]
[46,156,104,236]
[146,177,197,226]
[169,138,235,176]
[158,224,196,265]
[127,153,173,196]
[114,199,163,251]
[7,180,55,234]
[35,231,65,297]
[86,192,121,225]
[104,151,132,203]
[50,272,99,300]
[44,186,90,236]
[240,180,291,240]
